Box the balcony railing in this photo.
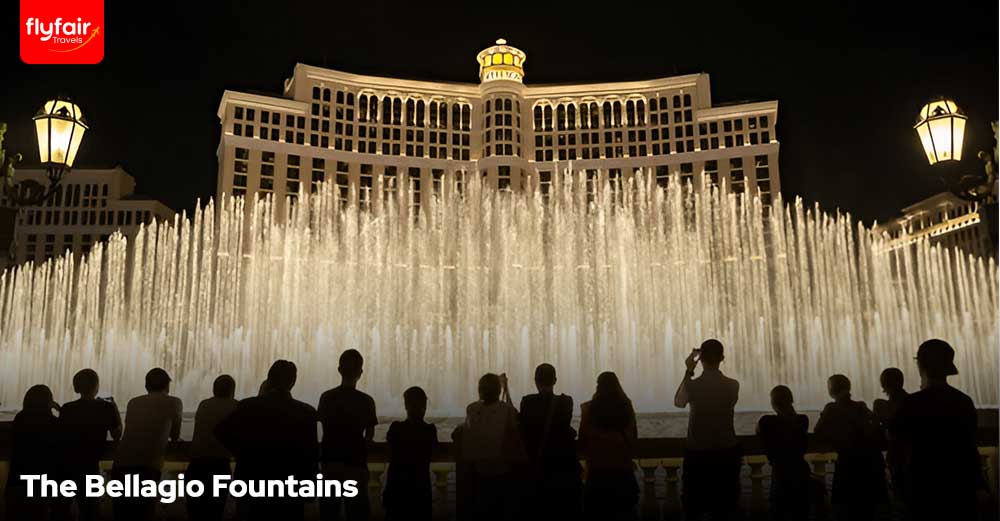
[1,423,997,520]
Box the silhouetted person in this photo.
[382,386,438,521]
[895,339,984,521]
[673,339,741,520]
[216,360,319,521]
[318,349,378,521]
[580,372,639,521]
[519,363,581,518]
[57,369,122,521]
[4,385,60,521]
[814,374,886,521]
[756,385,810,521]
[872,367,908,506]
[186,374,239,521]
[112,367,183,521]
[463,372,524,521]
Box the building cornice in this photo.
[216,90,309,120]
[295,64,481,97]
[521,74,706,98]
[697,101,779,120]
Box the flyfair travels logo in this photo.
[20,0,104,64]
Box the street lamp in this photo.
[913,98,996,204]
[914,97,967,165]
[0,96,89,207]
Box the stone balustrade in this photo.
[0,424,997,520]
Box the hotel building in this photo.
[1,166,175,266]
[215,39,780,213]
[882,191,996,259]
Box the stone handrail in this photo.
[0,421,996,462]
[0,422,997,520]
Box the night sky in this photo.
[2,1,997,223]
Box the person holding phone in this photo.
[462,372,524,521]
[673,339,742,520]
[57,369,123,521]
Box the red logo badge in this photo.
[20,0,104,64]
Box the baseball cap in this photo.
[916,339,959,376]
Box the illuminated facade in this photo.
[1,166,175,266]
[216,39,780,213]
[882,192,995,259]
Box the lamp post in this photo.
[0,97,89,207]
[913,97,997,203]
[0,97,88,265]
[914,97,998,256]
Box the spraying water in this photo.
[0,172,995,415]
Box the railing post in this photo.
[746,455,767,515]
[806,453,833,517]
[638,459,660,521]
[431,463,452,520]
[662,457,682,518]
[369,462,386,520]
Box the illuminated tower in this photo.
[476,38,529,190]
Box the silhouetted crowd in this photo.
[2,338,990,521]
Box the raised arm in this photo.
[500,373,515,409]
[673,349,700,408]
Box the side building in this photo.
[881,191,995,259]
[215,39,780,214]
[0,166,175,266]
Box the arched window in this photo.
[659,96,667,109]
[370,96,378,122]
[626,101,636,127]
[346,92,354,105]
[543,105,553,131]
[335,90,343,104]
[673,95,681,109]
[636,100,646,125]
[382,96,392,123]
[557,105,566,131]
[429,101,438,127]
[462,105,471,130]
[504,99,512,111]
[358,95,368,122]
[405,99,415,126]
[324,88,332,102]
[683,94,691,106]
[613,101,623,127]
[590,103,599,128]
[416,100,425,127]
[452,104,460,130]
[567,104,576,130]
[580,104,589,129]
[602,102,612,128]
[534,106,543,131]
[649,98,657,111]
[494,99,503,111]
[312,86,320,99]
[393,98,402,125]
[439,102,448,128]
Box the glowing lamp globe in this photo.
[33,98,88,168]
[914,98,966,165]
